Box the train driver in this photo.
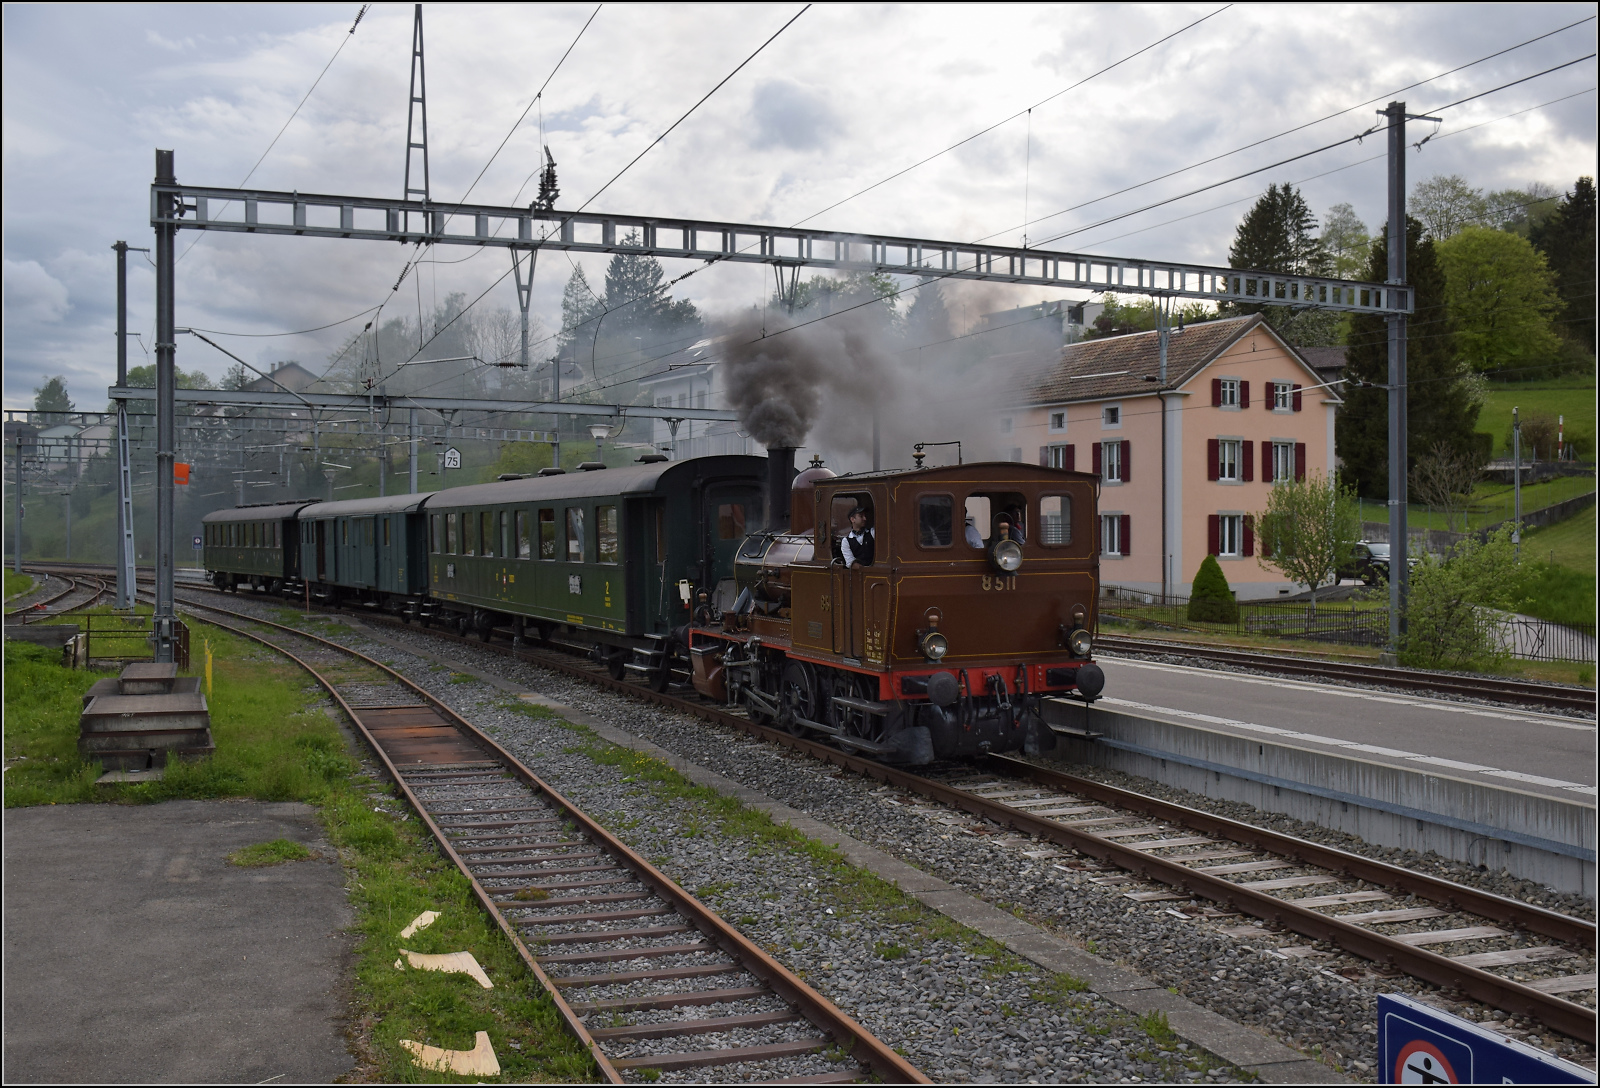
[841,505,875,567]
[964,514,983,548]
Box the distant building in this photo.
[972,299,1103,358]
[246,361,319,395]
[1295,345,1347,391]
[1001,313,1340,601]
[637,338,761,459]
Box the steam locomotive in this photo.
[200,449,1104,763]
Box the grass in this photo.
[1476,376,1596,459]
[1354,474,1597,535]
[1519,562,1595,629]
[228,838,313,867]
[5,569,35,601]
[2,627,597,1083]
[1524,503,1596,574]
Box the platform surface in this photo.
[3,800,354,1083]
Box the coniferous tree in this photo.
[1224,183,1340,345]
[1529,176,1596,355]
[32,376,74,423]
[1336,217,1481,499]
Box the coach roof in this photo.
[302,493,429,518]
[201,500,321,524]
[422,454,766,509]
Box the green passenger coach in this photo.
[299,493,430,604]
[420,456,765,664]
[201,500,319,593]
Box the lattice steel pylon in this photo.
[402,3,430,232]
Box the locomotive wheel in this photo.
[832,672,884,755]
[779,661,819,736]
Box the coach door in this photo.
[314,520,328,583]
[704,483,759,613]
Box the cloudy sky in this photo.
[4,2,1595,412]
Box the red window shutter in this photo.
[1243,514,1255,557]
[1120,514,1131,556]
[1292,384,1303,411]
[1266,382,1277,410]
[1207,438,1219,481]
[1262,441,1274,482]
[1066,445,1076,472]
[1121,440,1130,482]
[1212,377,1222,407]
[1295,442,1307,480]
[1239,381,1250,409]
[1092,442,1102,475]
[1242,440,1254,482]
[1039,446,1050,467]
[1207,514,1220,556]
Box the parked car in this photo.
[1339,541,1419,585]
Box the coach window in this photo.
[655,506,667,563]
[445,512,458,554]
[463,510,478,556]
[717,503,745,540]
[566,507,586,562]
[597,505,619,564]
[516,511,532,559]
[539,508,556,559]
[381,518,390,547]
[917,494,954,548]
[431,514,442,554]
[341,520,349,546]
[274,523,282,548]
[1039,495,1073,545]
[480,511,495,558]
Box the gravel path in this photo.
[184,595,1597,1082]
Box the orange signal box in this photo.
[174,463,191,485]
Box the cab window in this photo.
[965,491,1028,546]
[538,508,556,559]
[918,494,953,548]
[597,505,619,564]
[1039,494,1073,545]
[566,507,585,562]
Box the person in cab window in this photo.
[841,506,875,567]
[964,514,984,548]
[995,513,1022,545]
[1002,505,1026,544]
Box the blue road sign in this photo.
[1378,993,1594,1084]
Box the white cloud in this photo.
[3,258,70,324]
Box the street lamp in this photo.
[589,423,609,460]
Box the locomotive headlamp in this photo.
[1068,627,1093,657]
[990,538,1023,573]
[919,629,949,661]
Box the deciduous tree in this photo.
[1411,174,1485,240]
[1436,226,1562,376]
[1255,470,1361,606]
[1321,202,1370,279]
[1401,525,1525,670]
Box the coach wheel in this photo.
[648,652,675,693]
[779,661,819,736]
[606,649,627,681]
[477,621,494,643]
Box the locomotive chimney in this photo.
[766,446,797,532]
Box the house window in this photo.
[1218,514,1242,556]
[1102,405,1121,427]
[1274,382,1292,410]
[1045,444,1073,470]
[566,507,585,562]
[1040,495,1072,545]
[538,508,557,559]
[1218,439,1240,481]
[1219,379,1240,408]
[1272,441,1295,483]
[597,506,619,564]
[516,511,532,558]
[1102,440,1123,483]
[1100,514,1122,556]
[1048,411,1067,433]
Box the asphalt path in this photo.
[1095,655,1597,803]
[3,800,354,1083]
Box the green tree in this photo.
[1256,471,1361,605]
[123,364,215,389]
[1411,174,1485,240]
[1082,295,1213,340]
[1336,217,1481,499]
[1483,183,1561,238]
[1321,202,1371,279]
[1528,176,1596,355]
[1224,182,1339,345]
[905,282,952,345]
[1436,226,1562,376]
[1187,554,1238,624]
[1400,525,1525,670]
[32,376,73,423]
[557,265,605,361]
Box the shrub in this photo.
[1188,555,1238,624]
[1400,525,1526,670]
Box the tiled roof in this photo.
[1005,314,1261,405]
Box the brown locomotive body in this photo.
[687,456,1104,764]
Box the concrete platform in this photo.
[2,800,355,1083]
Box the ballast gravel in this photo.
[185,597,1595,1082]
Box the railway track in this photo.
[167,590,925,1085]
[5,569,105,621]
[193,589,1597,1048]
[1097,634,1595,716]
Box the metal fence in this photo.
[1493,617,1596,664]
[1236,601,1389,647]
[64,614,189,670]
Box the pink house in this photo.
[1001,313,1340,600]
